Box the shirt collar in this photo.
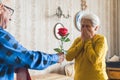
[0,26,3,29]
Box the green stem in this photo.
[61,40,63,52]
[61,37,64,52]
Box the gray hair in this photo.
[80,12,100,27]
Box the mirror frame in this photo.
[53,23,64,40]
[74,11,85,32]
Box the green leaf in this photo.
[64,38,70,42]
[54,48,62,53]
[61,37,66,41]
[65,33,69,38]
[60,38,64,41]
[60,33,70,41]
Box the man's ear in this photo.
[94,26,99,31]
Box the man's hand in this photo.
[58,52,64,63]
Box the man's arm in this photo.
[0,29,61,70]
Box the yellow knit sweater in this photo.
[66,34,108,80]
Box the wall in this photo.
[3,0,117,75]
[111,0,120,58]
[118,0,120,57]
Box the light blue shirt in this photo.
[0,27,59,80]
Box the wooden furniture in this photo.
[107,67,120,80]
[31,73,73,80]
[106,62,120,80]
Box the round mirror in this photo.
[74,11,85,32]
[54,23,64,40]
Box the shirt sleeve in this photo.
[66,37,84,61]
[0,29,59,70]
[84,36,108,65]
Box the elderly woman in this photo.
[66,12,108,80]
[0,3,64,80]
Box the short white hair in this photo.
[81,12,100,27]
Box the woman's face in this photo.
[81,18,97,35]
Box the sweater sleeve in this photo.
[66,37,84,61]
[84,36,108,65]
[0,29,59,70]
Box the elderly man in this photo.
[0,3,64,80]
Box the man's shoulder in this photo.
[0,29,14,42]
[0,29,8,37]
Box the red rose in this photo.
[58,27,68,36]
[54,27,70,53]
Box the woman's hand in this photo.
[81,27,94,41]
